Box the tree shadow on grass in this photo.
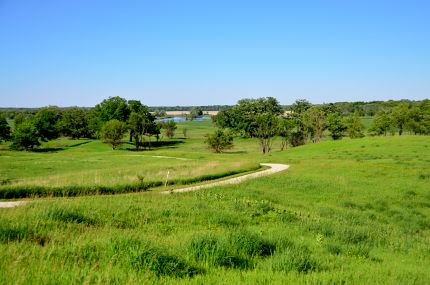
[125,140,185,151]
[68,141,91,148]
[221,151,248,154]
[31,148,64,153]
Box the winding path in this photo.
[161,163,289,194]
[0,163,290,207]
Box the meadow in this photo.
[0,119,429,284]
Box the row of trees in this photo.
[211,98,430,154]
[0,97,182,151]
[368,101,430,136]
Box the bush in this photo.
[100,119,127,149]
[204,129,233,153]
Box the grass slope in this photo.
[0,121,429,284]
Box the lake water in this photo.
[155,116,210,123]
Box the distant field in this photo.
[0,119,429,284]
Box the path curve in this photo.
[161,163,289,194]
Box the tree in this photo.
[128,112,144,151]
[368,109,395,136]
[33,106,62,141]
[278,117,294,150]
[391,103,410,136]
[10,120,41,150]
[287,99,312,147]
[59,107,91,139]
[344,113,365,138]
[303,106,326,142]
[204,129,233,153]
[91,97,131,134]
[100,119,127,150]
[161,121,177,139]
[327,113,346,140]
[213,97,283,137]
[0,114,11,142]
[254,113,279,154]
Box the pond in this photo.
[155,116,210,123]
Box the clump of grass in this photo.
[270,244,318,273]
[0,222,47,246]
[188,230,276,269]
[43,206,98,225]
[324,242,342,255]
[418,172,430,180]
[112,237,202,277]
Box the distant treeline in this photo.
[0,99,424,118]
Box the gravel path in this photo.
[0,163,289,207]
[161,163,289,194]
[0,201,26,208]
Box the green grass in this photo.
[0,119,429,284]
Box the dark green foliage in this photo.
[33,106,62,141]
[59,107,92,139]
[213,97,283,137]
[100,119,127,149]
[204,129,233,153]
[10,120,41,150]
[0,114,11,141]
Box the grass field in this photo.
[0,119,429,284]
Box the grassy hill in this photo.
[0,120,429,284]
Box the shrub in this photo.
[204,129,233,153]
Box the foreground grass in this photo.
[0,131,429,283]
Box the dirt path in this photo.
[161,163,289,194]
[0,163,289,207]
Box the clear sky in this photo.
[1,0,429,107]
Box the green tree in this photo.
[391,103,410,136]
[303,106,326,142]
[11,120,41,150]
[327,113,346,140]
[129,112,144,151]
[59,107,91,139]
[204,129,233,153]
[100,119,127,150]
[287,99,312,147]
[344,113,365,138]
[33,106,62,141]
[254,113,279,154]
[368,109,395,136]
[213,97,283,137]
[0,114,11,142]
[91,97,131,134]
[278,117,294,150]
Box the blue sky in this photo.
[0,0,429,107]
